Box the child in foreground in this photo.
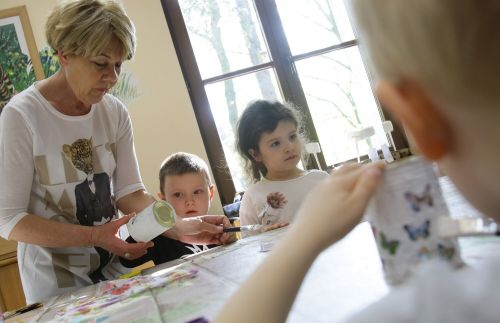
[215,0,500,322]
[236,100,329,229]
[122,152,220,267]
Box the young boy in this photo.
[122,152,217,267]
[215,0,500,322]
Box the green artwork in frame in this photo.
[0,6,43,114]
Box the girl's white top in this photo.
[239,170,329,227]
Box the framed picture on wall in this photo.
[0,5,44,113]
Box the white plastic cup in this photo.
[127,200,176,242]
[365,157,463,285]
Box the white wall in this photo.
[0,0,223,213]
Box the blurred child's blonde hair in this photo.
[351,0,500,109]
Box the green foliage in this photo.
[0,24,21,52]
[0,64,17,113]
[110,71,140,105]
[39,47,60,77]
[0,24,36,92]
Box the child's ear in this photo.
[249,148,262,162]
[209,185,215,201]
[376,80,452,160]
[157,192,165,200]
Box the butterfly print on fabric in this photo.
[437,243,456,260]
[417,246,432,260]
[404,184,434,212]
[380,231,400,255]
[403,220,431,241]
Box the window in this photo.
[162,0,409,204]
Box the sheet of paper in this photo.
[154,265,239,323]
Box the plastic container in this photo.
[127,200,176,242]
[365,156,463,284]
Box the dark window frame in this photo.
[161,0,409,205]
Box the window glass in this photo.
[275,0,355,55]
[168,0,404,202]
[296,46,388,165]
[179,0,271,79]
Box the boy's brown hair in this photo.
[159,152,212,195]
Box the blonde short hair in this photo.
[46,0,135,60]
[350,0,500,108]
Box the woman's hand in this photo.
[292,162,385,253]
[164,215,234,245]
[91,213,154,260]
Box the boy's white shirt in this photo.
[348,258,500,323]
[0,85,144,303]
[239,170,329,227]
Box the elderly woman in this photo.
[0,0,230,303]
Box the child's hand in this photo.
[266,192,287,209]
[292,162,385,253]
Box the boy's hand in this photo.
[292,162,385,253]
[164,215,233,245]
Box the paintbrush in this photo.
[223,224,263,233]
[3,302,43,319]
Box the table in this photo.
[147,222,389,323]
[5,223,387,323]
[7,176,500,322]
[0,238,25,312]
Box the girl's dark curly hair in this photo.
[236,100,304,182]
